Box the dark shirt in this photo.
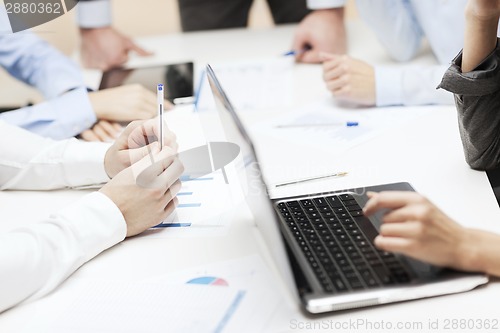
[439,38,500,170]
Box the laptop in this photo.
[205,64,488,314]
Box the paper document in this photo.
[23,279,245,333]
[196,58,294,112]
[253,99,431,155]
[145,255,290,333]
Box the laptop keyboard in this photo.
[277,194,412,294]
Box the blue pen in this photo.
[276,122,359,128]
[283,46,312,57]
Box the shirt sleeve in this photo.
[375,64,454,106]
[77,0,112,28]
[438,39,500,170]
[0,31,86,99]
[0,121,110,190]
[0,88,96,140]
[307,0,346,9]
[0,192,126,313]
[356,0,423,63]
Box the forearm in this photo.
[0,33,85,98]
[462,9,499,72]
[0,192,126,312]
[461,228,500,277]
[0,88,96,140]
[0,121,110,190]
[375,65,454,106]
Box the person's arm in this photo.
[77,0,152,70]
[0,192,126,313]
[355,0,423,63]
[0,120,110,190]
[292,0,346,63]
[0,118,178,190]
[363,191,500,277]
[374,64,454,106]
[438,1,500,170]
[0,31,85,99]
[321,54,453,106]
[462,0,500,72]
[0,88,97,140]
[0,119,182,312]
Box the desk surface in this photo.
[1,22,500,332]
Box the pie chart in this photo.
[187,276,229,287]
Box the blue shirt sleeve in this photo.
[0,8,96,139]
[0,88,97,140]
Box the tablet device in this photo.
[99,62,194,104]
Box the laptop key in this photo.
[320,211,335,218]
[334,207,346,213]
[350,279,364,290]
[340,194,354,201]
[343,199,358,206]
[313,197,328,207]
[372,266,393,285]
[286,200,300,207]
[350,211,364,217]
[300,199,313,207]
[333,278,348,292]
[327,196,343,208]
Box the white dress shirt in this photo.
[305,0,469,106]
[77,0,112,28]
[0,121,126,313]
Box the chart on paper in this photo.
[149,169,240,237]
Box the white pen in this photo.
[157,84,164,150]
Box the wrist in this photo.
[80,26,111,35]
[456,228,483,272]
[465,4,500,23]
[317,7,344,18]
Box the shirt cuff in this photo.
[307,0,346,9]
[77,0,112,28]
[438,39,500,97]
[64,139,112,187]
[375,66,404,106]
[55,192,126,262]
[0,88,96,140]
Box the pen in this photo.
[193,70,205,111]
[276,122,359,128]
[283,46,312,57]
[157,84,164,149]
[275,172,348,188]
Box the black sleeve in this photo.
[438,38,500,171]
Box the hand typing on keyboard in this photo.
[363,191,476,272]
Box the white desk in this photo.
[1,21,500,332]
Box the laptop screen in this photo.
[206,64,299,301]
